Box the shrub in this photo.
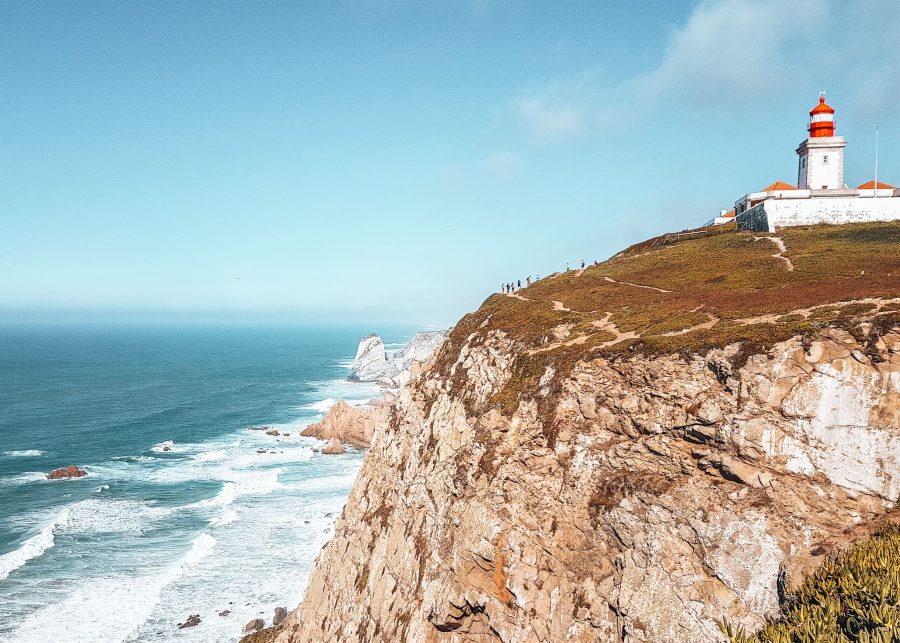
[720,523,900,643]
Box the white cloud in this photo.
[511,0,876,143]
[641,0,826,109]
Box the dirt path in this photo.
[733,297,900,326]
[551,300,572,312]
[602,276,672,293]
[591,313,641,347]
[660,312,720,337]
[753,236,794,272]
[506,293,531,301]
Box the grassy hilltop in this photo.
[436,221,900,418]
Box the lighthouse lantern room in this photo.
[796,94,846,191]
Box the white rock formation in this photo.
[348,331,447,387]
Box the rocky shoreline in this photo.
[301,332,447,454]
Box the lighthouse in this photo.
[796,94,846,190]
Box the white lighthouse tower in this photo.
[796,94,846,190]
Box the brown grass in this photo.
[432,222,900,428]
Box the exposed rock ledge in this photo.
[274,326,899,643]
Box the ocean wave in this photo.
[210,508,239,527]
[9,532,216,642]
[2,450,44,457]
[304,397,337,414]
[150,440,192,454]
[0,471,48,486]
[192,449,227,462]
[308,379,382,404]
[60,498,171,535]
[191,468,283,512]
[0,510,68,581]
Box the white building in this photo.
[708,95,900,232]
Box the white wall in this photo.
[737,197,900,232]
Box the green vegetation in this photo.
[721,523,900,643]
[430,222,900,427]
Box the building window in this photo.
[823,155,829,164]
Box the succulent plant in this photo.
[719,523,900,643]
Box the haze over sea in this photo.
[0,324,412,642]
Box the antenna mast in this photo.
[874,125,879,198]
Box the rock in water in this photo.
[301,400,379,448]
[243,618,264,633]
[348,331,447,386]
[46,465,87,480]
[347,333,390,382]
[218,609,231,617]
[321,438,345,455]
[177,614,201,629]
[273,607,287,626]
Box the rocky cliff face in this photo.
[272,223,900,643]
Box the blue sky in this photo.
[2,0,898,327]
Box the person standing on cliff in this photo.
[526,275,531,286]
[517,280,521,290]
[581,259,585,269]
[566,262,570,271]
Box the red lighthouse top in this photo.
[808,94,835,137]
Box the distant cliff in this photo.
[349,331,447,388]
[270,222,900,643]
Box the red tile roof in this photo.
[760,181,798,192]
[857,180,896,190]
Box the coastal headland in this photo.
[256,221,899,643]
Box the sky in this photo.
[1,0,899,327]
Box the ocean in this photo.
[0,324,411,642]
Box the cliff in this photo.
[275,222,900,643]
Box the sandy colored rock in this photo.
[274,324,899,643]
[320,438,345,455]
[244,618,264,633]
[301,401,376,448]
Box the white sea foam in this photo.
[0,471,48,486]
[192,449,227,462]
[309,378,382,404]
[150,440,192,454]
[2,450,43,457]
[92,484,110,493]
[192,469,283,511]
[0,510,68,581]
[210,508,239,527]
[9,532,216,643]
[305,397,337,414]
[60,498,171,535]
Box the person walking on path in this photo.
[566,262,570,272]
[581,260,585,269]
[517,280,521,290]
[526,275,531,286]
